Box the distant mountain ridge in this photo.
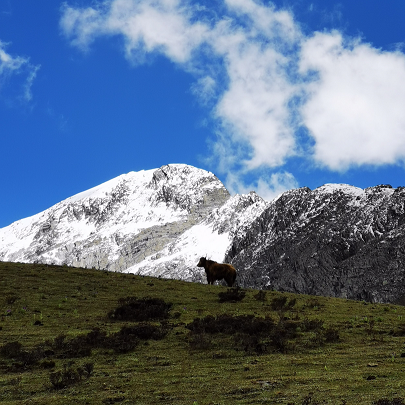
[1,164,405,304]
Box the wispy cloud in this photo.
[0,40,40,102]
[60,0,405,196]
[226,170,299,201]
[0,40,27,75]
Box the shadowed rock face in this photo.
[225,184,405,304]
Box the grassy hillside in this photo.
[1,261,405,404]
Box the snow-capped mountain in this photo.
[0,164,233,275]
[1,164,405,304]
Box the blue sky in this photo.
[1,0,405,228]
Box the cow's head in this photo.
[197,257,206,267]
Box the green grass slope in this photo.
[1,261,405,404]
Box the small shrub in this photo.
[270,320,298,353]
[119,323,169,340]
[254,290,267,302]
[42,328,138,358]
[16,347,44,367]
[234,333,266,353]
[51,328,141,355]
[305,298,323,309]
[82,362,94,377]
[49,362,91,389]
[187,314,275,353]
[187,314,274,336]
[108,297,172,321]
[0,341,46,370]
[52,334,92,359]
[0,342,23,358]
[374,398,405,405]
[83,328,108,347]
[40,360,56,369]
[324,327,340,343]
[218,287,246,303]
[271,296,296,311]
[301,318,324,332]
[188,332,212,350]
[105,332,139,354]
[53,334,67,351]
[302,393,321,405]
[5,295,19,305]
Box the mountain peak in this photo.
[0,164,230,271]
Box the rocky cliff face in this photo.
[225,184,405,303]
[1,165,405,304]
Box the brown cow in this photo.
[197,257,236,287]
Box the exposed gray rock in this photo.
[225,184,405,303]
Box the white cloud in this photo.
[61,0,208,63]
[300,31,405,170]
[213,39,298,169]
[60,0,405,190]
[0,40,27,76]
[225,170,298,201]
[60,0,302,175]
[23,64,40,102]
[191,75,216,104]
[0,40,40,101]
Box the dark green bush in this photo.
[374,399,405,405]
[0,342,23,358]
[0,342,44,370]
[119,323,169,340]
[187,314,277,353]
[187,314,274,336]
[270,320,299,353]
[324,327,340,343]
[108,297,172,321]
[233,333,266,353]
[218,287,246,303]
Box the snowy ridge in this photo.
[0,164,230,273]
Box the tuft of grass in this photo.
[49,361,93,389]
